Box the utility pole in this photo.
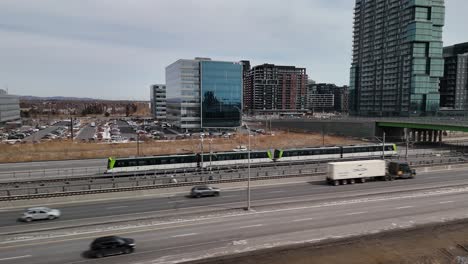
[209,138,213,171]
[382,131,386,160]
[322,122,325,146]
[137,133,140,156]
[247,124,251,211]
[70,117,74,141]
[405,129,409,160]
[200,134,204,170]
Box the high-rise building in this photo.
[350,0,445,117]
[307,83,349,113]
[150,84,166,120]
[165,58,242,131]
[439,42,468,110]
[244,64,308,115]
[0,89,20,124]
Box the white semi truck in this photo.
[327,160,415,186]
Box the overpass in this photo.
[250,117,468,143]
[377,119,468,143]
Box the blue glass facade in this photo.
[200,61,242,128]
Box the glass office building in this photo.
[165,58,242,131]
[350,0,445,116]
[201,61,242,128]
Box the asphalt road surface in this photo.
[0,168,467,228]
[0,151,462,182]
[1,170,468,263]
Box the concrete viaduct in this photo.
[259,118,468,142]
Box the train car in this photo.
[341,144,397,158]
[107,154,198,173]
[274,146,342,162]
[106,143,398,174]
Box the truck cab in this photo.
[387,161,416,179]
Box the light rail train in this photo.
[106,143,397,173]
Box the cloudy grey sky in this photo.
[0,0,466,100]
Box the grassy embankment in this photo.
[0,132,361,163]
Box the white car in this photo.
[19,207,61,222]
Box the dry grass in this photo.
[0,132,362,163]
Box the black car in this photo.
[89,236,135,258]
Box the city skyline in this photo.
[0,0,467,101]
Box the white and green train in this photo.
[106,143,397,173]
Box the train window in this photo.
[115,161,125,167]
[128,160,137,166]
[138,160,147,166]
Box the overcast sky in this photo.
[0,0,467,100]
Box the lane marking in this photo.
[239,224,263,229]
[292,218,314,222]
[172,233,198,238]
[106,206,129,210]
[269,190,286,193]
[0,255,32,261]
[167,200,184,204]
[221,195,238,198]
[439,201,454,204]
[345,211,368,216]
[395,206,413,210]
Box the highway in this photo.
[0,151,462,183]
[1,168,468,229]
[1,169,468,263]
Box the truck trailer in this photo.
[327,160,415,186]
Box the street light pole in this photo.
[247,125,251,211]
[209,138,213,171]
[382,131,386,160]
[137,133,140,156]
[200,134,204,170]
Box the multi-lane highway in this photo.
[1,168,468,263]
[1,168,468,229]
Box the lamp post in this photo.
[234,106,251,211]
[200,133,204,170]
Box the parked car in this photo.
[190,186,220,198]
[18,207,61,222]
[89,236,135,258]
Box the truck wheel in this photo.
[360,178,366,183]
[333,180,340,186]
[350,179,355,184]
[341,180,347,185]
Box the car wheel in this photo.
[213,192,220,197]
[123,247,133,254]
[196,193,202,198]
[48,215,56,220]
[25,217,32,223]
[95,252,103,258]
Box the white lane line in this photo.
[395,206,413,210]
[345,211,368,216]
[221,195,238,198]
[0,255,32,261]
[239,224,263,229]
[106,206,129,210]
[292,218,314,222]
[171,233,198,238]
[269,190,286,193]
[167,200,184,204]
[439,201,454,204]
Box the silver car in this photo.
[19,207,61,222]
[190,186,220,198]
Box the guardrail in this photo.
[0,160,467,201]
[0,152,463,186]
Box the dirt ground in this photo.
[187,219,468,264]
[0,132,361,163]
